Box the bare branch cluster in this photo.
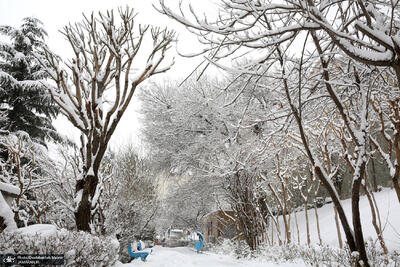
[38,7,175,231]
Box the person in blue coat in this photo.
[195,232,205,253]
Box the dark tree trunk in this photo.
[369,144,378,192]
[75,174,98,232]
[352,173,370,267]
[230,171,263,251]
[392,174,400,203]
[314,167,357,253]
[392,65,400,203]
[258,197,270,227]
[0,217,5,233]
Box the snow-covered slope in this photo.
[277,188,399,251]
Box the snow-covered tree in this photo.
[156,1,400,264]
[40,7,175,231]
[138,76,232,172]
[102,146,159,262]
[45,143,82,230]
[0,17,59,145]
[159,173,216,231]
[139,75,277,249]
[0,18,61,230]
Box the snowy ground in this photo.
[117,246,303,267]
[277,188,400,251]
[118,189,399,267]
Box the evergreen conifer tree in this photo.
[0,17,59,144]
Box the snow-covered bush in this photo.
[0,225,119,266]
[209,239,400,267]
[208,239,251,259]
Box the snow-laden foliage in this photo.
[43,144,82,230]
[139,75,280,249]
[158,0,400,68]
[157,173,215,232]
[0,131,55,227]
[103,147,159,262]
[0,17,59,144]
[139,77,232,173]
[139,74,278,177]
[43,142,159,262]
[0,225,119,267]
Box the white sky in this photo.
[0,0,222,151]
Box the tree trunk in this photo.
[75,174,98,232]
[268,183,290,244]
[314,167,357,253]
[294,209,300,246]
[304,199,310,247]
[369,144,378,192]
[313,200,322,245]
[362,185,388,254]
[334,207,343,249]
[393,65,400,203]
[258,197,270,229]
[281,182,291,244]
[271,219,274,245]
[352,176,370,267]
[0,217,5,233]
[392,175,400,203]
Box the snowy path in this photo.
[117,246,302,267]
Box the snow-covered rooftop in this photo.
[0,182,20,196]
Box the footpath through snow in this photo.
[117,246,303,267]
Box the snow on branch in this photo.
[39,7,175,175]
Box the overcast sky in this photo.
[0,0,221,151]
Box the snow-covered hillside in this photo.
[277,188,400,251]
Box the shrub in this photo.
[0,225,119,267]
[208,238,400,267]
